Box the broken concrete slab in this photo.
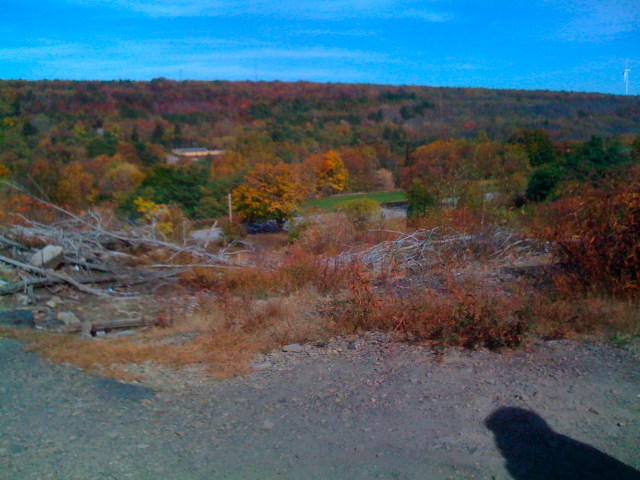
[29,245,64,269]
[56,311,81,326]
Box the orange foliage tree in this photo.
[341,145,379,191]
[232,162,306,228]
[315,150,349,194]
[400,139,470,194]
[54,161,96,208]
[210,151,247,179]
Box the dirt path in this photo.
[1,334,639,479]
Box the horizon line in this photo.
[0,76,634,97]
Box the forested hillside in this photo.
[0,79,639,220]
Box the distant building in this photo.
[166,147,225,165]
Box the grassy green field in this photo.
[303,191,407,212]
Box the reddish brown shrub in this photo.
[334,267,532,350]
[181,245,350,296]
[545,169,640,297]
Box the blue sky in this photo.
[1,0,639,94]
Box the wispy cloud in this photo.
[0,39,384,81]
[295,28,378,38]
[0,43,83,62]
[69,0,452,21]
[550,0,640,42]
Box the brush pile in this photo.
[0,181,251,300]
[334,226,540,271]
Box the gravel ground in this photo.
[1,333,639,480]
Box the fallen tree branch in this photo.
[58,317,157,333]
[0,267,185,296]
[0,254,111,297]
[0,233,31,251]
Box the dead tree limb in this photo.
[58,317,157,333]
[0,254,111,297]
[0,268,185,296]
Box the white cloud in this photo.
[68,0,451,21]
[0,38,385,81]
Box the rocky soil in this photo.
[1,332,639,479]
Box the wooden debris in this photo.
[0,180,250,297]
[334,226,537,270]
[60,317,157,334]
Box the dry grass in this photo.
[181,245,350,296]
[532,295,640,340]
[296,213,405,256]
[0,287,329,380]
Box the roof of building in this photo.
[172,148,212,154]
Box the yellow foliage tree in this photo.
[54,161,96,208]
[232,162,306,229]
[134,197,189,241]
[314,150,349,195]
[99,162,144,201]
[0,163,9,177]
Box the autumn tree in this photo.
[509,129,556,167]
[115,142,141,165]
[232,162,306,229]
[99,162,144,202]
[469,139,502,179]
[210,151,247,179]
[341,145,379,191]
[400,139,470,195]
[29,157,62,199]
[54,161,96,208]
[312,150,349,195]
[375,168,395,191]
[84,155,115,180]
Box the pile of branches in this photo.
[0,182,249,297]
[334,226,539,271]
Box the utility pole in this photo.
[228,193,233,223]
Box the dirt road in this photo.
[1,334,639,479]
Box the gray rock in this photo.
[15,294,32,306]
[282,343,304,353]
[262,420,275,430]
[250,361,273,370]
[81,322,93,339]
[29,245,64,269]
[46,296,62,309]
[56,311,80,326]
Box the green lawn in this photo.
[303,191,407,212]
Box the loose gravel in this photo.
[1,333,639,479]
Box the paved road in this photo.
[1,336,639,479]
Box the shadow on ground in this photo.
[485,407,640,480]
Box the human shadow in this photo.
[485,407,640,480]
